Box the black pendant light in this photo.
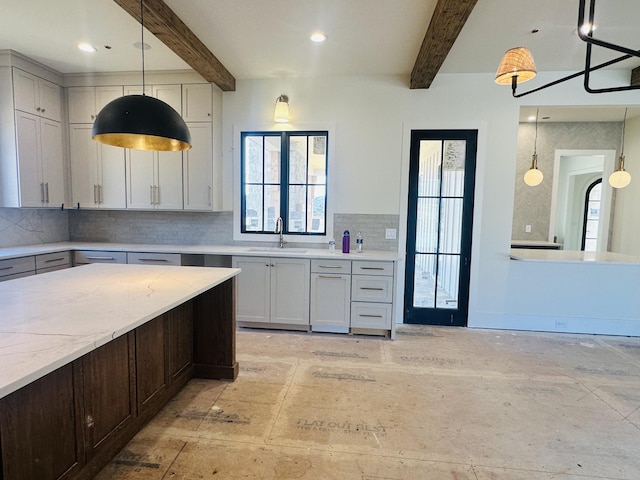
[92,0,191,151]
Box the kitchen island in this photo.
[0,263,240,480]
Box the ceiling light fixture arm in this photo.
[505,0,640,97]
[578,0,640,94]
[140,0,146,95]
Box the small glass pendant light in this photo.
[524,109,543,187]
[609,108,632,189]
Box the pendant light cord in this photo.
[621,107,627,155]
[140,0,146,95]
[534,108,539,155]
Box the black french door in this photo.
[404,130,477,326]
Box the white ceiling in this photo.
[1,0,639,121]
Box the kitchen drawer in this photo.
[0,256,35,278]
[0,270,35,282]
[311,259,351,274]
[127,252,182,266]
[35,251,71,272]
[75,250,127,265]
[352,260,393,276]
[37,264,70,275]
[351,275,393,303]
[350,302,392,329]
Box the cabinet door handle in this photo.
[138,258,169,262]
[40,182,45,203]
[360,287,384,291]
[44,182,49,203]
[208,186,212,206]
[154,185,159,205]
[93,185,98,204]
[359,314,384,318]
[41,108,45,113]
[0,266,14,271]
[360,267,385,271]
[318,265,343,269]
[150,185,154,205]
[99,185,104,204]
[318,274,342,279]
[85,256,116,260]
[45,257,65,263]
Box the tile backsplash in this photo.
[0,208,69,248]
[1,208,400,252]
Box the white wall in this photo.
[610,114,640,256]
[222,70,640,336]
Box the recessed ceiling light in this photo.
[310,32,327,43]
[133,42,151,50]
[78,43,97,53]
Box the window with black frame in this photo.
[241,131,328,235]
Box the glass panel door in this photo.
[405,130,477,326]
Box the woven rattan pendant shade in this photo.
[495,47,537,85]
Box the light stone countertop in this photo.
[0,242,401,262]
[510,248,640,264]
[0,263,240,399]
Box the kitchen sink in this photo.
[247,247,308,253]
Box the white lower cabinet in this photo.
[350,260,394,335]
[232,256,310,329]
[310,259,351,333]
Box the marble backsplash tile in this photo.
[69,210,400,251]
[0,208,69,248]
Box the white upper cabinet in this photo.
[126,148,183,210]
[13,68,62,122]
[183,122,213,211]
[182,84,212,122]
[69,124,126,209]
[68,86,123,123]
[123,84,182,113]
[15,112,65,207]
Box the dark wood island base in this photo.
[0,277,237,480]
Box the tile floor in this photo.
[95,325,640,479]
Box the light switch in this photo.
[385,228,397,240]
[525,225,532,233]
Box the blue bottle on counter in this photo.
[342,230,350,253]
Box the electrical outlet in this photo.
[525,225,532,233]
[385,228,397,240]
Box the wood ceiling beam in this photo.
[114,0,236,91]
[410,0,478,89]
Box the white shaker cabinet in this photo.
[182,84,212,122]
[126,148,183,210]
[67,86,123,123]
[123,84,183,210]
[232,256,311,329]
[310,259,352,333]
[69,124,126,209]
[123,84,182,113]
[183,122,213,210]
[13,68,62,122]
[15,111,65,207]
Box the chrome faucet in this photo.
[274,216,287,248]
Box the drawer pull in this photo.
[360,287,384,291]
[359,314,384,318]
[45,257,65,263]
[85,256,116,260]
[0,266,14,271]
[318,265,343,269]
[138,258,170,262]
[319,275,342,279]
[360,267,385,270]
